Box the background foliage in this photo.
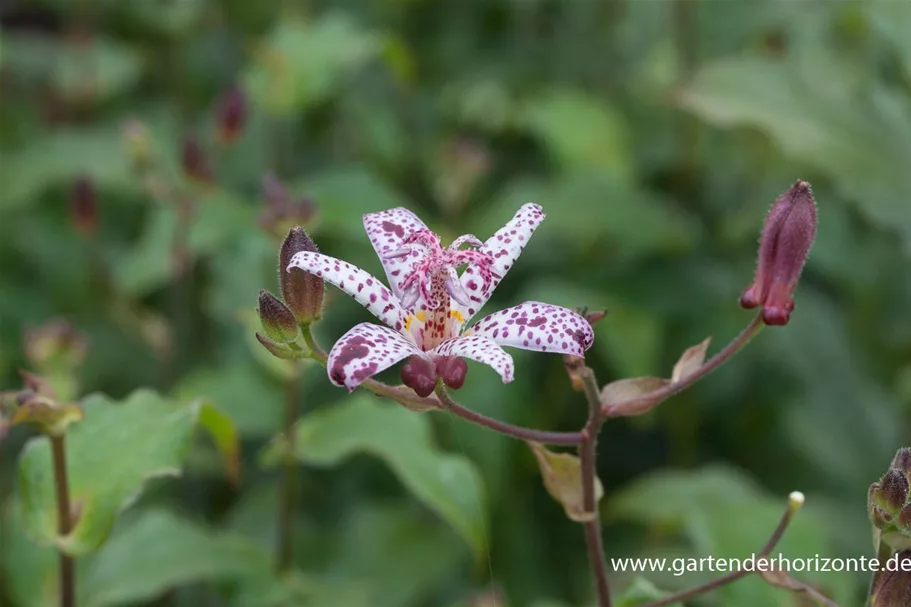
[1,0,910,605]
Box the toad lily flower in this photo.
[286,204,594,395]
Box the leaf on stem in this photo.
[600,377,669,418]
[17,389,239,555]
[527,441,603,523]
[671,337,711,383]
[260,395,487,560]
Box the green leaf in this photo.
[264,395,487,559]
[679,55,911,247]
[244,13,380,115]
[82,509,268,607]
[615,577,681,607]
[17,389,239,555]
[520,88,633,180]
[527,442,603,522]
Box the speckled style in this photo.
[286,203,595,393]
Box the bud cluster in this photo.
[0,370,84,439]
[869,448,911,555]
[256,227,325,359]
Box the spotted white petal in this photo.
[457,203,546,325]
[327,323,426,391]
[363,207,429,299]
[431,335,515,383]
[467,302,594,357]
[287,251,408,331]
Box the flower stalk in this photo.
[580,368,611,607]
[51,434,75,607]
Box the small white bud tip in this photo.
[788,491,805,510]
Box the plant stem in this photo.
[580,369,612,607]
[51,435,74,607]
[604,314,763,417]
[635,492,807,607]
[435,387,583,446]
[276,368,300,572]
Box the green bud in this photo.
[279,227,323,325]
[258,290,298,343]
[255,332,307,360]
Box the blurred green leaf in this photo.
[263,395,488,559]
[82,509,267,607]
[615,577,680,607]
[520,88,632,180]
[244,13,380,114]
[679,55,911,247]
[17,390,238,555]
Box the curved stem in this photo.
[580,369,612,607]
[51,435,74,607]
[301,326,581,443]
[436,387,583,446]
[635,492,806,607]
[604,314,763,417]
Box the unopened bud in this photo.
[259,173,317,236]
[279,227,324,325]
[216,85,246,146]
[255,332,306,360]
[881,470,910,513]
[740,180,817,326]
[401,356,437,397]
[436,356,468,389]
[122,118,152,170]
[24,319,88,370]
[900,505,911,529]
[70,176,97,236]
[258,290,299,343]
[870,551,911,607]
[892,448,911,476]
[181,135,214,184]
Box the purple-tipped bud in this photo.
[401,356,437,397]
[279,227,324,325]
[436,356,468,390]
[740,180,817,326]
[216,85,246,146]
[881,470,911,512]
[870,551,911,607]
[892,448,911,476]
[258,290,299,343]
[181,135,214,184]
[70,175,97,236]
[900,505,911,529]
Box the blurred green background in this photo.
[1,0,910,606]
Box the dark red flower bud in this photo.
[892,448,911,476]
[257,290,299,343]
[740,180,817,326]
[436,356,468,389]
[70,175,97,236]
[401,356,437,397]
[881,469,911,513]
[181,135,214,184]
[216,85,246,146]
[870,551,911,607]
[279,227,324,325]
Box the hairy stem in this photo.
[604,314,764,417]
[301,326,580,443]
[580,369,612,607]
[51,435,74,607]
[436,387,583,446]
[276,368,300,572]
[635,492,808,607]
